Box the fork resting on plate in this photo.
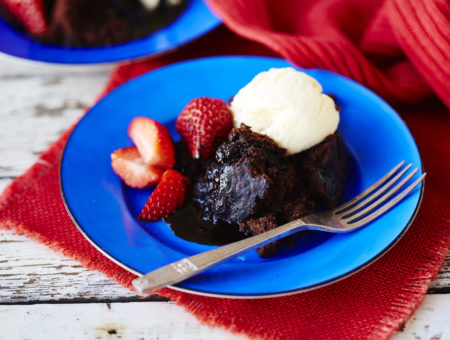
[133,161,425,294]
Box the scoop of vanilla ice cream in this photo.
[230,67,339,155]
[140,0,160,10]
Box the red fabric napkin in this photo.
[208,0,450,108]
[1,0,450,339]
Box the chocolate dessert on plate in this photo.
[110,67,348,258]
[0,0,188,47]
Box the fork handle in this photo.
[132,218,306,293]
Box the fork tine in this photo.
[347,173,425,226]
[343,167,419,221]
[334,161,405,214]
[337,163,413,217]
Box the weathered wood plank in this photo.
[1,296,448,340]
[392,294,450,340]
[0,53,114,76]
[0,70,110,177]
[0,301,246,340]
[0,230,139,302]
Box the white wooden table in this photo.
[0,54,449,340]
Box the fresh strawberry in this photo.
[128,117,175,168]
[139,169,190,222]
[111,146,164,189]
[4,0,48,35]
[176,97,233,159]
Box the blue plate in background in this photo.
[0,0,220,64]
[60,56,423,298]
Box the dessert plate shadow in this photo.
[60,56,423,298]
[0,0,220,64]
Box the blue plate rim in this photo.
[59,55,425,298]
[0,0,221,64]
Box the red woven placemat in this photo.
[1,0,450,338]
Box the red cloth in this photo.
[1,1,450,339]
[208,0,450,108]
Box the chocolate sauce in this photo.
[165,131,348,257]
[163,201,246,246]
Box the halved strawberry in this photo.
[128,117,175,168]
[176,97,233,159]
[4,0,48,35]
[139,169,190,222]
[111,146,164,189]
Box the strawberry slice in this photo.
[111,146,164,189]
[128,117,175,168]
[176,97,233,159]
[4,0,48,35]
[139,169,190,222]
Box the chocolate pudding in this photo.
[165,124,347,257]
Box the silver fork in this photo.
[132,161,425,294]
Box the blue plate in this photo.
[60,56,423,298]
[0,0,220,64]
